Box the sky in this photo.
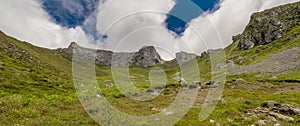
[40,0,100,28]
[166,0,219,35]
[0,0,298,60]
[41,0,219,36]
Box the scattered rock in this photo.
[227,118,233,122]
[163,111,174,115]
[206,81,215,86]
[155,117,160,121]
[146,89,154,93]
[188,85,198,89]
[269,112,294,122]
[154,86,164,90]
[149,91,159,96]
[129,76,136,79]
[232,34,242,42]
[258,120,267,126]
[96,94,102,98]
[181,83,188,88]
[268,115,277,122]
[174,72,180,76]
[173,72,181,82]
[209,119,215,123]
[105,85,113,88]
[152,108,167,112]
[274,123,281,126]
[180,78,187,85]
[173,76,181,82]
[192,81,202,85]
[248,102,299,124]
[236,78,245,82]
[271,103,300,116]
[200,51,208,57]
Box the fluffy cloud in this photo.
[0,0,181,59]
[182,0,299,54]
[92,0,186,59]
[0,0,93,49]
[0,0,298,60]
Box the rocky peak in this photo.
[57,43,164,68]
[68,42,81,49]
[175,51,197,62]
[131,46,164,68]
[238,1,300,50]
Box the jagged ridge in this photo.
[57,42,164,68]
[236,1,300,50]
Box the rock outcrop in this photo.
[238,1,300,50]
[57,42,164,68]
[175,51,197,62]
[131,46,164,68]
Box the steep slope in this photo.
[223,2,300,82]
[0,31,74,94]
[0,31,97,125]
[237,1,300,50]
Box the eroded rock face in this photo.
[111,53,135,66]
[238,2,300,50]
[175,52,197,62]
[57,43,164,68]
[131,46,164,68]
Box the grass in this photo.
[176,83,300,126]
[0,22,300,126]
[0,32,97,125]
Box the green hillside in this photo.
[0,31,98,125]
[0,2,300,126]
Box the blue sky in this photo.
[40,0,99,28]
[166,0,219,35]
[1,0,296,59]
[40,0,219,37]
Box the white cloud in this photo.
[93,0,183,60]
[0,0,93,49]
[182,0,299,54]
[0,0,297,60]
[0,0,181,60]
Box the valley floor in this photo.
[1,78,299,125]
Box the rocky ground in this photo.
[228,47,300,78]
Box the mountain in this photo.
[0,1,299,125]
[56,42,164,68]
[130,46,164,68]
[175,51,197,61]
[237,2,300,50]
[224,1,300,81]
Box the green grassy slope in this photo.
[0,3,300,124]
[0,31,98,125]
[1,28,299,125]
